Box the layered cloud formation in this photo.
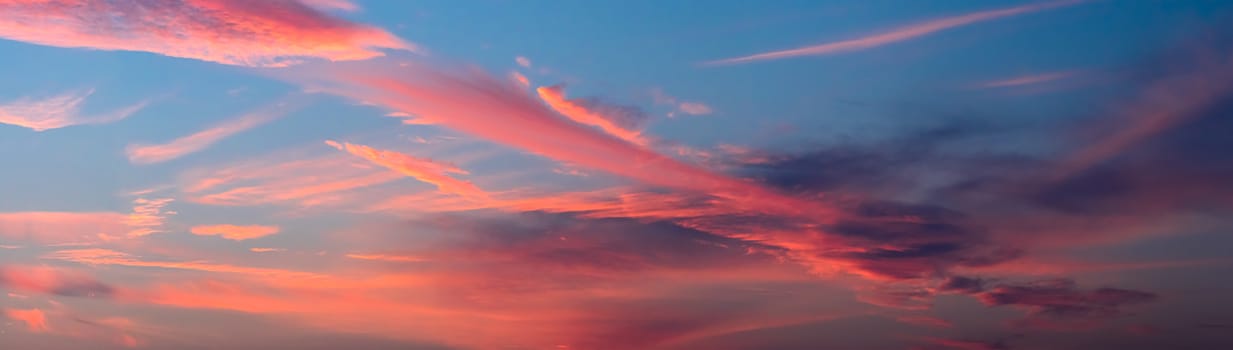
[0,1,1231,350]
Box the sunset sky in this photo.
[1,1,1232,349]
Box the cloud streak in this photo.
[0,0,412,67]
[277,60,837,221]
[0,211,128,244]
[127,99,301,164]
[190,224,280,240]
[326,140,488,198]
[537,85,649,145]
[981,71,1076,88]
[706,0,1082,65]
[0,89,148,131]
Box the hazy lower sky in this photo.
[1,1,1232,349]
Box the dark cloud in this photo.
[939,276,987,294]
[739,123,984,194]
[977,279,1157,320]
[915,336,1011,350]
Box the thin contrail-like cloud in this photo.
[705,0,1083,66]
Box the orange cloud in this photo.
[126,100,301,164]
[0,89,148,131]
[706,0,1082,65]
[536,85,648,145]
[250,247,286,253]
[190,224,281,240]
[4,308,49,332]
[327,140,488,198]
[0,0,412,67]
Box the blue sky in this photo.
[1,1,1232,349]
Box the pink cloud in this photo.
[0,89,148,131]
[0,211,128,244]
[179,149,404,207]
[345,253,427,263]
[190,224,280,240]
[0,265,114,298]
[515,56,532,68]
[275,60,834,220]
[44,248,325,281]
[536,85,649,145]
[327,140,488,198]
[676,102,713,115]
[706,0,1083,65]
[0,0,412,67]
[650,88,713,116]
[4,308,50,332]
[126,100,301,164]
[123,197,175,238]
[1054,49,1233,180]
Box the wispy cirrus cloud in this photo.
[650,88,713,117]
[44,248,324,281]
[515,56,532,68]
[0,0,412,67]
[123,198,175,238]
[345,253,427,263]
[0,212,128,244]
[126,100,302,164]
[179,148,405,207]
[190,224,280,241]
[536,85,649,145]
[277,60,836,220]
[326,140,488,198]
[1053,48,1233,181]
[705,0,1083,66]
[980,71,1076,88]
[0,89,149,131]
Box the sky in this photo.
[0,1,1232,349]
